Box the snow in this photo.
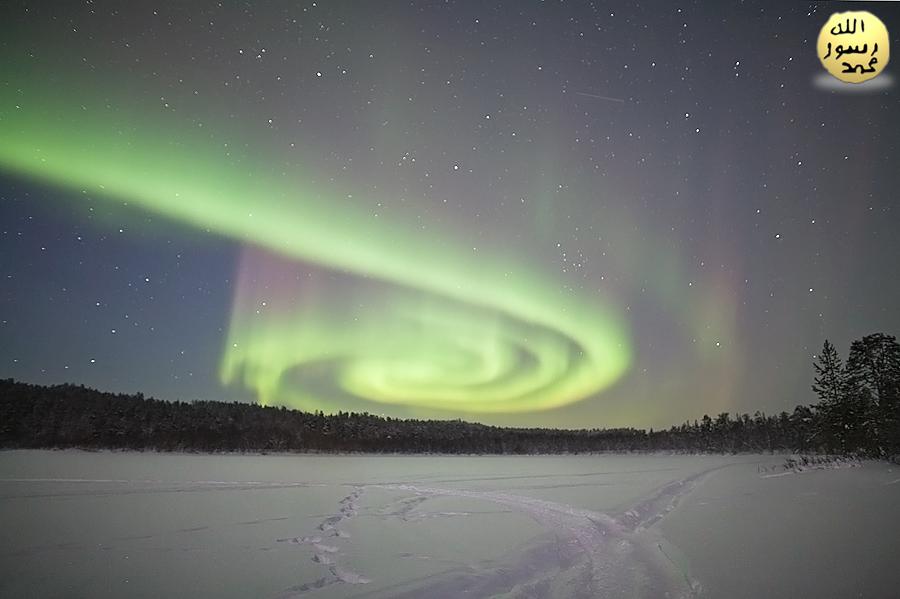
[0,451,897,598]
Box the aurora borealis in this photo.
[1,1,899,428]
[0,74,629,415]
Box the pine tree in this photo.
[811,339,848,452]
[812,340,845,404]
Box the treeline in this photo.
[0,379,648,454]
[0,333,897,456]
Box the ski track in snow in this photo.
[0,468,724,597]
[274,466,731,598]
[276,487,371,598]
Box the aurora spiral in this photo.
[0,77,631,415]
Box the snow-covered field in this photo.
[0,451,897,598]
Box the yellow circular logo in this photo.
[817,11,889,84]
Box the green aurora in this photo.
[0,78,631,415]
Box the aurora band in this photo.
[0,79,630,414]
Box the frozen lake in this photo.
[0,451,897,598]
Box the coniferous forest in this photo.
[1,333,897,457]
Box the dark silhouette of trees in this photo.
[0,331,896,457]
[813,340,845,405]
[812,339,851,452]
[844,334,900,456]
[809,334,900,457]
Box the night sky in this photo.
[1,1,898,429]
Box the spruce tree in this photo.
[812,340,845,404]
[811,339,848,452]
